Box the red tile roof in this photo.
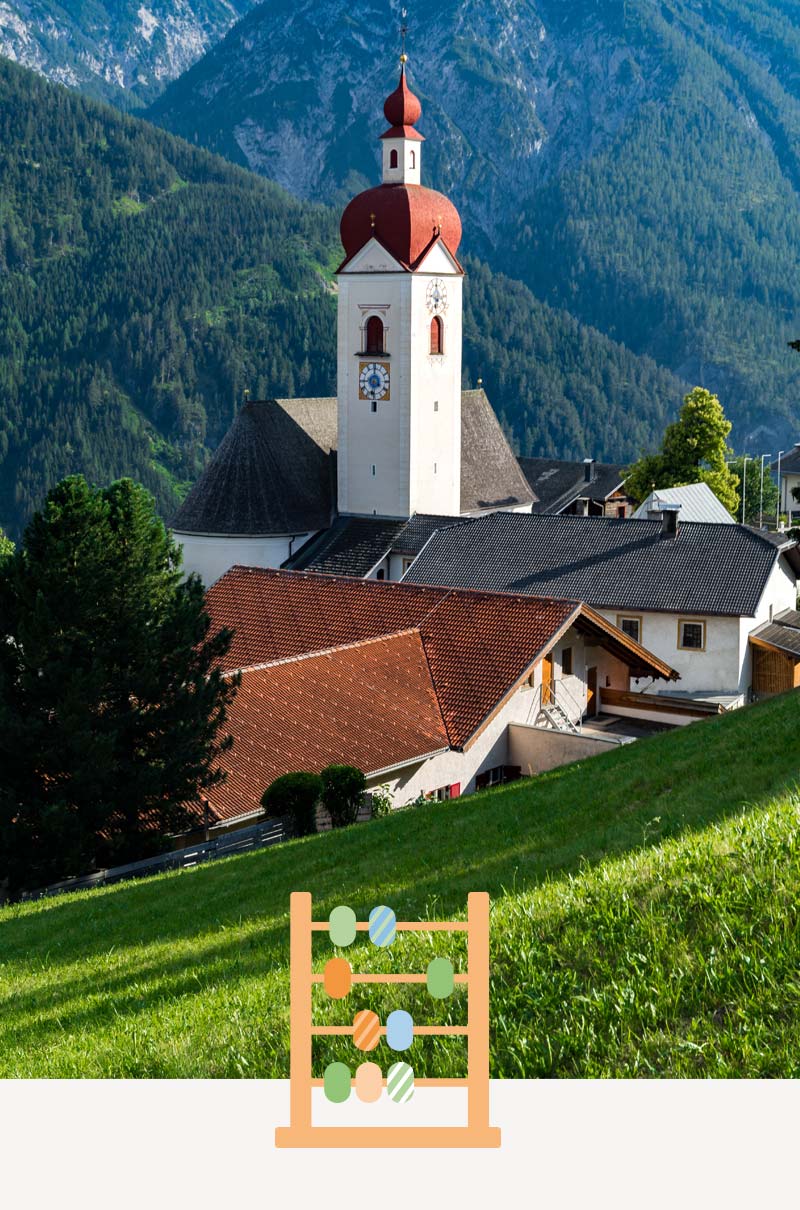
[207,631,449,822]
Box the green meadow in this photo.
[0,692,798,1078]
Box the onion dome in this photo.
[382,66,423,136]
[340,183,462,269]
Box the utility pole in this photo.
[741,454,749,524]
[759,453,771,529]
[776,450,784,528]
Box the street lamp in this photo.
[741,454,750,524]
[776,450,784,528]
[759,453,772,529]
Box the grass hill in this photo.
[0,57,685,540]
[0,691,798,1079]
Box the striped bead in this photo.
[386,1061,415,1104]
[353,1009,381,1051]
[368,904,396,947]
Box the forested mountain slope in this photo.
[0,58,684,540]
[149,0,800,447]
[0,0,257,108]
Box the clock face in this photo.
[359,361,391,401]
[426,278,448,314]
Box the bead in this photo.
[386,1009,414,1051]
[353,1009,381,1051]
[329,905,357,948]
[323,1061,351,1104]
[323,957,351,999]
[354,1062,383,1103]
[426,956,455,999]
[368,904,396,947]
[386,1061,414,1104]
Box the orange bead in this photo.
[353,1009,381,1052]
[323,957,352,999]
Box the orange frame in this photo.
[274,891,501,1148]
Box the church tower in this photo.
[336,61,464,519]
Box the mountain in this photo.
[0,0,258,108]
[0,57,685,540]
[149,0,800,449]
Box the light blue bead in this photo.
[386,1009,414,1051]
[368,904,396,947]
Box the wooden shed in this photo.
[749,609,800,697]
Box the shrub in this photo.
[261,771,322,837]
[369,784,393,819]
[320,765,367,828]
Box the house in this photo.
[198,567,676,828]
[632,482,735,524]
[772,445,800,522]
[171,66,535,588]
[403,508,800,703]
[518,457,633,518]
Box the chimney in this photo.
[659,502,681,538]
[583,457,595,484]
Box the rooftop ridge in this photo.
[225,626,425,678]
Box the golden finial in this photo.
[400,7,408,65]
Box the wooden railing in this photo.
[600,688,725,718]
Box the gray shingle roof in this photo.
[404,511,800,617]
[751,620,800,657]
[518,457,625,514]
[287,517,407,576]
[171,398,337,536]
[772,445,800,475]
[172,389,532,536]
[632,483,735,524]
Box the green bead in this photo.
[323,1061,352,1104]
[426,956,455,999]
[329,905,357,948]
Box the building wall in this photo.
[780,471,800,515]
[603,609,742,694]
[175,532,308,587]
[737,555,798,692]
[336,257,463,519]
[508,723,625,775]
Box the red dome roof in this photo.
[383,67,422,128]
[340,183,462,269]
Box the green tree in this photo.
[0,475,238,897]
[0,528,13,563]
[320,765,367,829]
[728,457,780,526]
[261,771,321,837]
[625,387,740,515]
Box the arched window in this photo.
[430,315,443,356]
[366,315,384,354]
[409,149,416,169]
[389,148,398,169]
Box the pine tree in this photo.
[0,475,238,897]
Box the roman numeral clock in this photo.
[359,361,391,402]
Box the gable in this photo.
[338,237,407,274]
[414,239,463,275]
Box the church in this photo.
[171,62,536,586]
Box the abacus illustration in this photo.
[275,891,501,1148]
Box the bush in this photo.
[369,784,393,819]
[261,771,322,837]
[320,765,367,828]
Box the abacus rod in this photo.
[467,891,491,1131]
[310,1077,469,1087]
[311,921,468,932]
[311,973,469,985]
[288,891,313,1131]
[312,1025,469,1036]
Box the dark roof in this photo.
[751,620,800,658]
[404,512,799,617]
[172,390,530,536]
[776,607,800,628]
[286,517,408,576]
[460,390,535,513]
[518,457,626,514]
[171,398,337,536]
[772,445,800,474]
[392,514,468,555]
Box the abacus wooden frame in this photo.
[274,891,501,1148]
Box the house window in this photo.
[434,783,460,801]
[616,614,642,644]
[389,148,398,169]
[475,765,522,790]
[371,464,376,477]
[410,149,416,169]
[365,315,384,354]
[678,618,706,651]
[401,557,415,574]
[376,568,385,580]
[430,315,444,355]
[561,646,573,676]
[434,400,439,411]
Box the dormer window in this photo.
[430,315,443,356]
[390,149,398,169]
[409,149,416,169]
[366,315,384,355]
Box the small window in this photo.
[678,619,705,651]
[616,614,642,644]
[434,400,439,412]
[401,557,415,574]
[561,646,573,676]
[365,315,384,355]
[370,400,377,413]
[389,148,398,169]
[409,149,416,169]
[376,568,385,581]
[430,315,443,355]
[371,464,376,477]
